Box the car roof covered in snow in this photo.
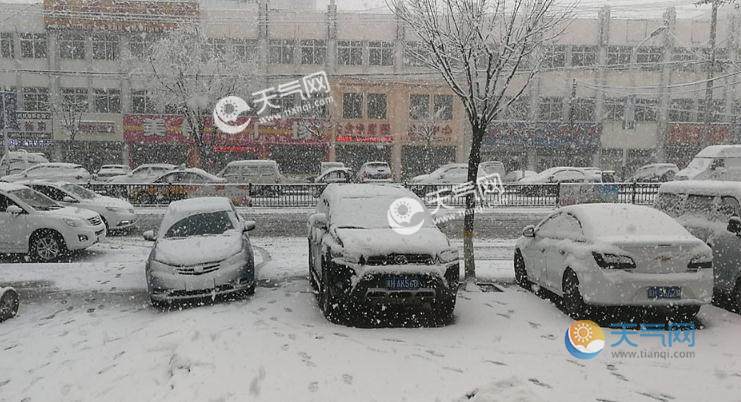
[226,159,278,166]
[0,182,30,192]
[695,145,741,158]
[558,203,691,240]
[135,163,176,169]
[159,197,234,232]
[30,162,83,169]
[659,180,741,198]
[323,183,411,203]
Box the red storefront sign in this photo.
[336,121,392,143]
[43,0,199,32]
[666,123,732,145]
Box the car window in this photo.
[31,185,66,201]
[8,188,60,211]
[259,166,277,176]
[537,212,582,239]
[685,194,715,218]
[182,173,205,183]
[655,193,684,217]
[164,211,235,238]
[552,170,584,182]
[61,184,97,199]
[719,196,740,219]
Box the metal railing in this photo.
[85,182,661,208]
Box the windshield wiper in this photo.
[336,225,366,230]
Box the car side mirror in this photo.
[62,196,78,203]
[143,230,157,241]
[523,225,536,238]
[6,205,23,215]
[727,216,741,234]
[310,213,328,230]
[243,220,256,232]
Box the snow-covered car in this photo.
[22,181,136,232]
[503,170,537,183]
[0,287,19,322]
[107,163,177,184]
[356,162,392,183]
[675,145,741,181]
[1,163,91,184]
[518,167,599,197]
[410,161,507,184]
[320,162,346,175]
[514,203,713,320]
[0,182,107,262]
[131,168,249,206]
[143,197,257,306]
[0,149,48,177]
[312,167,352,197]
[655,180,741,310]
[307,184,459,322]
[94,165,131,182]
[630,163,678,182]
[217,160,284,197]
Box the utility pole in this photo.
[1,93,7,156]
[703,0,719,147]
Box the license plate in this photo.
[647,286,682,299]
[385,277,420,290]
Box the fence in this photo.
[86,182,661,208]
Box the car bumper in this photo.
[578,269,714,306]
[106,212,137,229]
[62,224,107,250]
[147,260,255,302]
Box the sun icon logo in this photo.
[564,320,605,360]
[387,197,425,235]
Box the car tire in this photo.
[433,296,456,323]
[0,288,19,322]
[733,280,741,313]
[670,305,701,322]
[562,270,589,319]
[320,257,342,323]
[30,230,66,263]
[308,242,318,291]
[150,297,169,310]
[514,250,530,290]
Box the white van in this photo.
[0,150,48,177]
[675,145,741,181]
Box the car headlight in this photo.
[592,252,636,270]
[63,218,84,227]
[105,206,124,212]
[688,254,712,271]
[438,249,459,264]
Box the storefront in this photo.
[402,121,458,179]
[665,123,733,168]
[334,121,393,173]
[5,111,55,156]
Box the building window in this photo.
[342,93,363,119]
[300,39,326,65]
[636,46,663,71]
[269,39,294,64]
[703,47,729,73]
[130,33,158,59]
[1,33,13,59]
[204,38,227,59]
[604,97,625,121]
[19,33,47,59]
[607,46,631,69]
[697,99,725,122]
[672,47,696,72]
[94,89,121,113]
[132,90,156,113]
[571,45,597,67]
[434,95,453,120]
[92,33,118,60]
[59,32,86,60]
[22,87,49,111]
[409,94,430,120]
[542,45,566,69]
[538,97,563,121]
[367,93,387,119]
[503,97,529,120]
[369,41,393,66]
[669,99,694,122]
[635,98,657,122]
[338,40,363,66]
[61,88,88,112]
[571,98,595,122]
[404,41,427,67]
[233,39,257,63]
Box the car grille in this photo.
[175,262,221,275]
[169,284,234,297]
[365,253,434,265]
[88,216,102,226]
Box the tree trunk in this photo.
[463,124,485,284]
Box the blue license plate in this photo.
[385,277,420,290]
[647,286,681,299]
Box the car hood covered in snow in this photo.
[88,196,133,210]
[42,206,99,221]
[334,227,450,258]
[154,232,243,266]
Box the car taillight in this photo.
[592,252,636,270]
[687,255,712,271]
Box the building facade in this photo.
[0,0,739,178]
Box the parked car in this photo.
[410,162,508,184]
[132,168,249,206]
[307,183,459,322]
[675,145,741,181]
[630,163,679,182]
[356,162,392,183]
[320,162,346,175]
[22,181,136,232]
[0,182,106,262]
[0,287,19,322]
[518,167,597,197]
[107,163,177,184]
[143,197,257,307]
[1,163,91,184]
[655,180,741,310]
[94,165,131,182]
[514,203,713,320]
[312,167,352,197]
[218,160,283,197]
[503,170,537,183]
[0,149,48,177]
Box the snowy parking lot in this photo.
[1,236,740,401]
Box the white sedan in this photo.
[514,203,713,320]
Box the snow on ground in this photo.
[1,237,740,401]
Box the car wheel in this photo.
[30,231,66,263]
[308,242,318,291]
[562,270,589,319]
[733,280,741,313]
[514,250,530,290]
[0,288,19,322]
[433,296,456,323]
[670,305,701,322]
[150,297,169,310]
[320,257,342,323]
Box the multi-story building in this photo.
[0,0,738,179]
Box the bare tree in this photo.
[388,0,572,285]
[145,26,258,169]
[50,93,87,158]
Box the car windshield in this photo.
[331,196,435,230]
[683,158,712,173]
[61,184,97,200]
[9,188,61,211]
[164,211,235,238]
